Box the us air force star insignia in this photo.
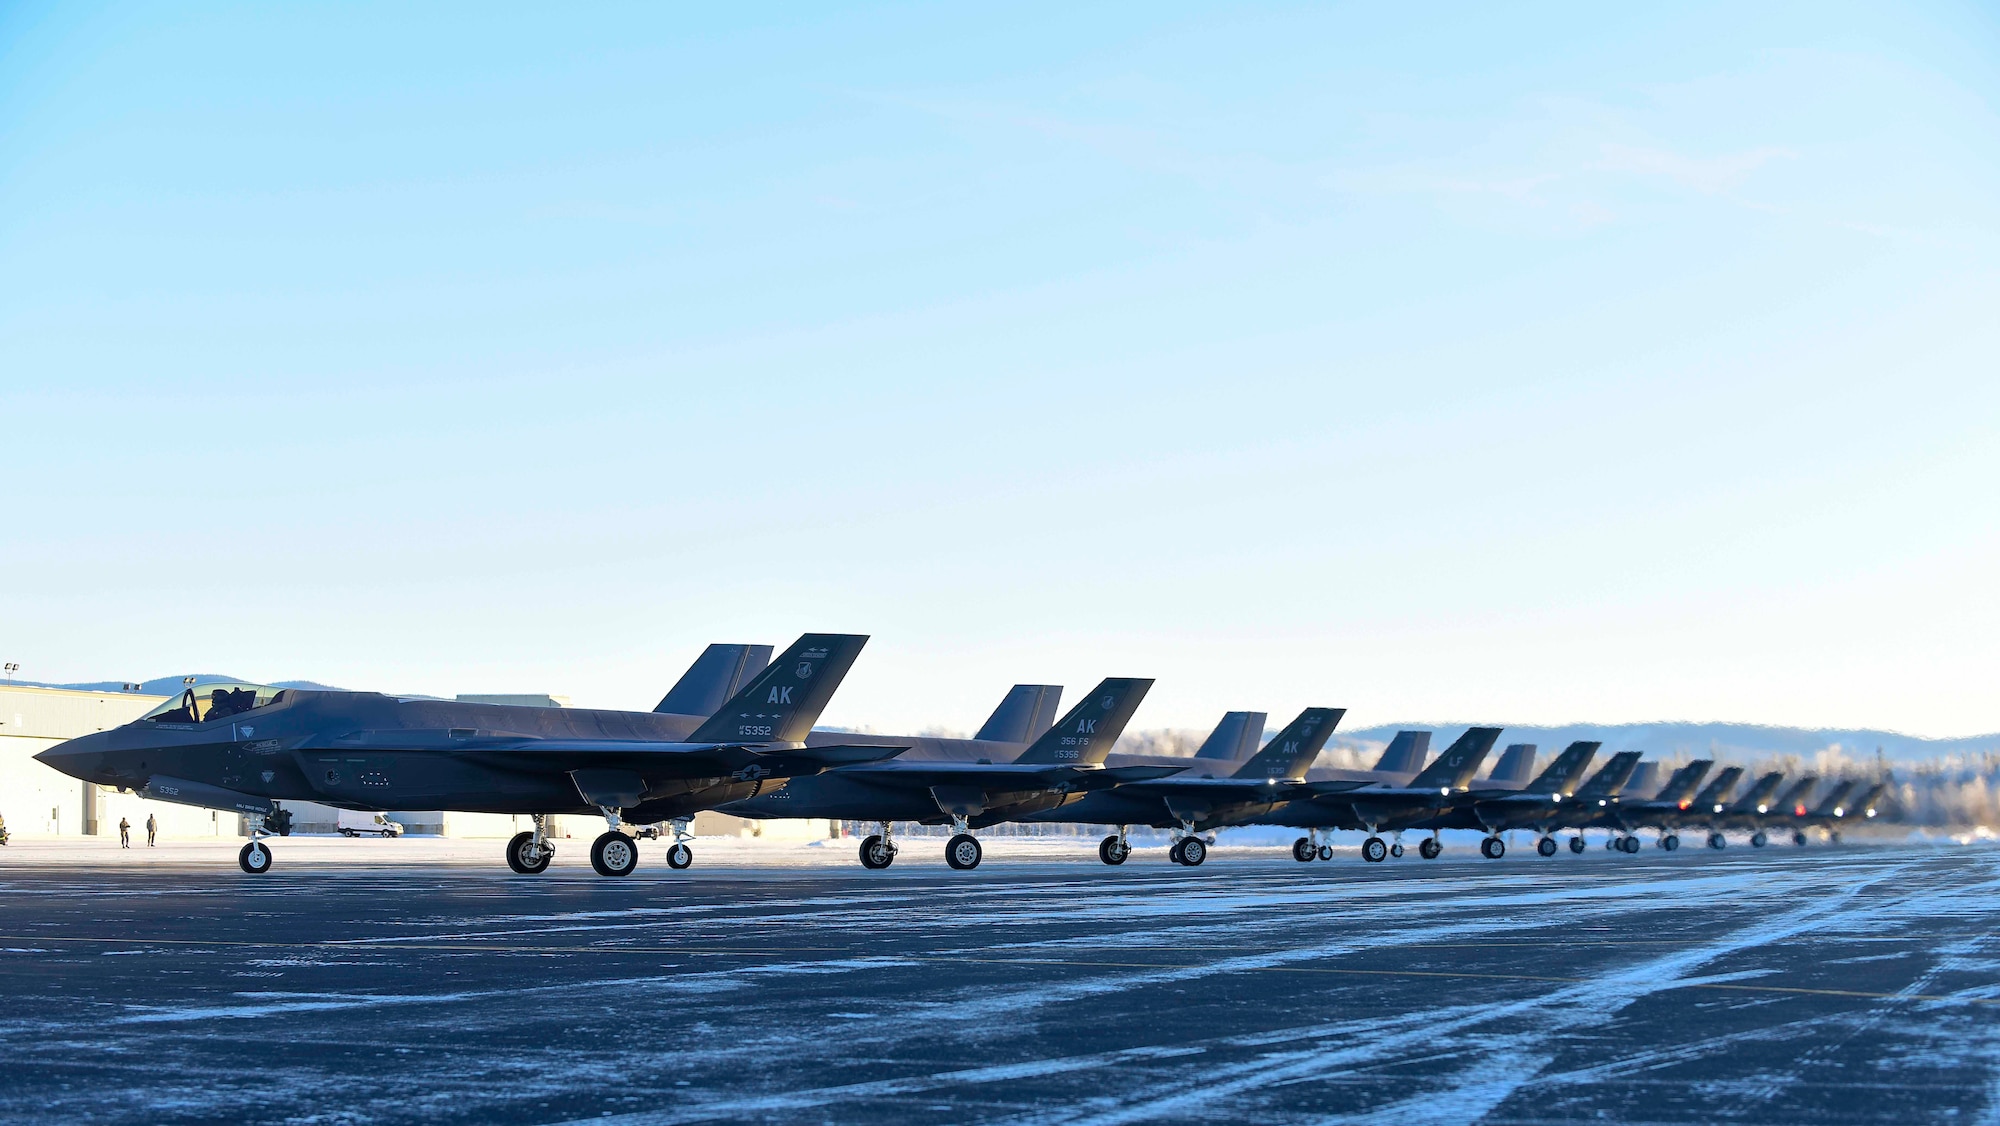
[1100,696,1114,709]
[796,662,813,678]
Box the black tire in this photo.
[1418,837,1441,860]
[1751,831,1768,848]
[1707,833,1726,850]
[1292,837,1315,863]
[590,831,639,877]
[339,828,355,838]
[1168,839,1187,865]
[238,841,272,874]
[506,831,532,873]
[1567,835,1585,855]
[1361,836,1387,863]
[1537,836,1558,857]
[1099,836,1129,866]
[945,833,982,871]
[1830,831,1842,845]
[1664,834,1681,852]
[1793,830,1807,846]
[1621,835,1641,854]
[666,843,693,870]
[858,835,895,870]
[1317,844,1333,861]
[1390,843,1405,858]
[1179,837,1208,867]
[1480,836,1505,860]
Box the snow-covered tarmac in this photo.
[1,837,1994,1124]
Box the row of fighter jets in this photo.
[31,633,1884,876]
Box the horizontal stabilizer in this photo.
[752,742,908,768]
[974,685,1063,743]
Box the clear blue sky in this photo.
[4,2,1997,736]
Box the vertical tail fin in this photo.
[1484,744,1538,787]
[1571,751,1643,800]
[1691,766,1745,811]
[1408,727,1503,790]
[1523,741,1599,795]
[1809,780,1855,817]
[1231,708,1345,781]
[1372,731,1432,774]
[1731,772,1785,813]
[1775,776,1818,817]
[1194,711,1268,761]
[654,643,774,716]
[974,685,1063,743]
[1655,760,1713,805]
[1622,762,1663,800]
[686,634,868,744]
[1013,678,1153,765]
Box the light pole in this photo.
[3,663,17,684]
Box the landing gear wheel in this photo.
[1317,844,1334,861]
[1707,832,1726,850]
[1620,835,1641,854]
[1168,839,1187,865]
[945,833,982,870]
[1100,836,1130,866]
[1829,831,1842,845]
[858,834,895,870]
[1567,835,1585,855]
[1480,836,1506,860]
[1178,837,1208,867]
[505,831,551,874]
[666,843,693,870]
[238,840,272,874]
[1537,836,1558,858]
[1418,837,1442,860]
[1361,836,1388,863]
[1390,843,1405,858]
[589,831,639,877]
[1751,831,1768,848]
[1293,837,1315,863]
[1792,830,1808,847]
[1663,834,1681,852]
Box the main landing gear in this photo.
[859,822,898,870]
[506,815,555,874]
[1751,831,1769,848]
[943,816,983,870]
[1536,836,1558,857]
[1707,832,1727,850]
[1169,836,1210,867]
[1793,830,1808,847]
[1361,835,1389,863]
[1567,835,1586,854]
[1099,828,1131,866]
[1292,832,1335,862]
[1419,835,1443,860]
[1660,833,1681,851]
[589,807,638,877]
[1479,836,1506,860]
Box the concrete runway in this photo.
[1,839,1995,1125]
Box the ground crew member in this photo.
[146,813,157,847]
[119,817,131,848]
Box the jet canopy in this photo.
[141,682,288,724]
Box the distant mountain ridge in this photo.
[16,675,347,695]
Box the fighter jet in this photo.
[1441,741,1602,857]
[33,633,895,876]
[1806,781,1886,841]
[721,678,1160,870]
[1784,779,1853,844]
[1693,771,1786,850]
[1010,707,1345,867]
[1536,751,1647,853]
[1253,727,1503,862]
[1596,759,1715,852]
[1734,776,1818,848]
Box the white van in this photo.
[336,810,404,838]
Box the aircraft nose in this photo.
[34,736,106,780]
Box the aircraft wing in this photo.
[1108,776,1303,800]
[831,761,1183,793]
[447,739,906,775]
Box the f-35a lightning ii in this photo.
[33,634,895,876]
[1011,707,1346,867]
[1254,727,1503,862]
[722,678,1161,870]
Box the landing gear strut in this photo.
[238,809,279,873]
[859,821,898,869]
[506,815,555,874]
[1169,821,1210,866]
[589,808,638,877]
[665,818,694,870]
[1099,827,1131,866]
